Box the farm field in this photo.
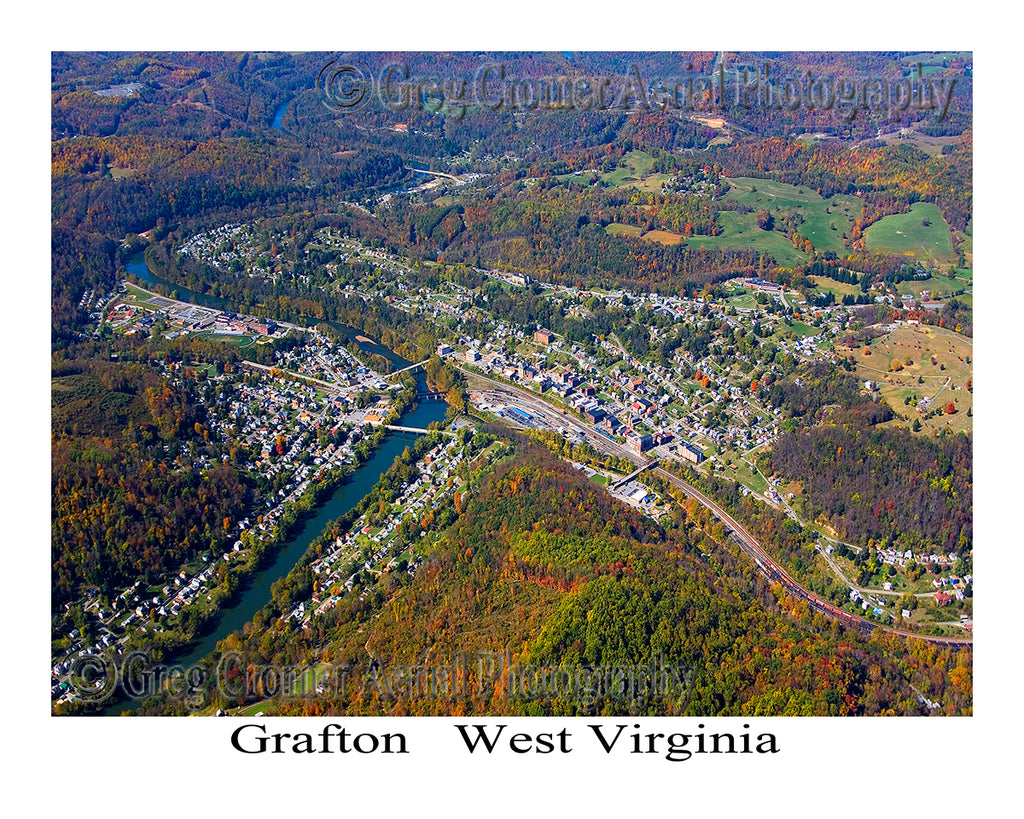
[560,151,671,192]
[598,150,655,184]
[641,229,684,245]
[684,211,808,266]
[603,224,686,246]
[878,130,962,157]
[837,324,972,435]
[618,173,673,192]
[899,51,971,65]
[601,149,654,184]
[864,202,955,262]
[723,177,862,255]
[556,169,599,186]
[601,151,672,192]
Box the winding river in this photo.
[102,253,447,714]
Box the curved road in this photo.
[461,365,972,648]
[653,467,972,647]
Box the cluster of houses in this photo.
[448,307,782,464]
[446,319,787,465]
[84,284,120,331]
[53,339,393,694]
[278,332,392,395]
[932,573,973,604]
[184,230,838,476]
[176,222,249,271]
[848,588,888,618]
[301,436,469,625]
[878,547,959,569]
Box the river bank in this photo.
[89,254,448,715]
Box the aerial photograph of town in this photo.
[51,50,976,723]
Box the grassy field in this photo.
[560,152,664,189]
[895,273,968,301]
[723,177,862,255]
[193,331,257,347]
[608,170,860,258]
[722,453,769,494]
[900,51,971,65]
[120,283,162,306]
[837,324,972,435]
[878,131,962,157]
[807,275,863,299]
[598,151,673,192]
[603,224,687,246]
[556,170,599,187]
[625,174,674,192]
[727,293,759,310]
[642,229,684,245]
[785,321,821,338]
[604,223,642,238]
[864,203,955,262]
[684,211,808,266]
[604,149,654,181]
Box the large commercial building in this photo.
[678,442,706,464]
[626,431,654,454]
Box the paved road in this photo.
[461,366,972,647]
[652,467,969,646]
[239,360,344,392]
[124,280,306,334]
[815,545,936,599]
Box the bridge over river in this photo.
[384,425,456,436]
[386,359,431,378]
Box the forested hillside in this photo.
[771,422,972,553]
[51,355,251,608]
[51,52,973,718]
[158,442,970,717]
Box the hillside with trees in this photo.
[771,422,972,554]
[147,441,971,717]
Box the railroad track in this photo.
[654,467,973,647]
[464,369,972,648]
